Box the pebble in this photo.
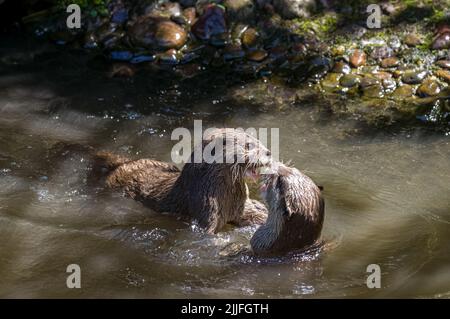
[402,70,427,84]
[380,57,399,68]
[349,49,366,68]
[436,69,450,83]
[436,60,450,69]
[332,61,351,74]
[404,34,422,47]
[417,79,440,97]
[392,84,414,98]
[431,32,450,50]
[340,74,360,87]
[246,49,268,62]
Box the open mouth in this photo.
[245,166,260,182]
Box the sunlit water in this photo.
[0,35,449,298]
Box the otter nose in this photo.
[266,150,271,156]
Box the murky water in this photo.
[0,35,449,298]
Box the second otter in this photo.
[250,163,325,256]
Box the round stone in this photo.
[349,49,366,68]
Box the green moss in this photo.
[293,13,338,38]
[57,0,110,16]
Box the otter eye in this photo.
[245,142,253,150]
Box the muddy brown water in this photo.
[0,35,449,298]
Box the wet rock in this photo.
[417,79,440,97]
[272,0,316,19]
[183,7,197,25]
[382,78,397,90]
[436,60,450,69]
[404,34,422,47]
[370,46,393,60]
[339,74,360,87]
[359,76,380,89]
[306,56,331,79]
[373,71,392,81]
[380,57,399,68]
[331,61,351,74]
[432,32,450,50]
[224,0,256,21]
[362,85,384,98]
[402,70,427,84]
[130,54,156,64]
[241,27,259,48]
[130,18,187,50]
[223,44,245,61]
[158,49,179,64]
[110,50,133,61]
[392,84,414,99]
[246,49,268,62]
[436,69,450,83]
[155,21,187,49]
[192,4,227,46]
[349,49,366,68]
[146,1,182,19]
[321,73,342,91]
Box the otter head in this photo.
[199,128,272,183]
[250,163,324,256]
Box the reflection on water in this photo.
[0,36,449,298]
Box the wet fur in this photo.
[93,128,270,234]
[251,163,324,256]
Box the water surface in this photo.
[0,35,449,298]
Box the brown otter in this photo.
[250,163,324,256]
[93,128,271,234]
